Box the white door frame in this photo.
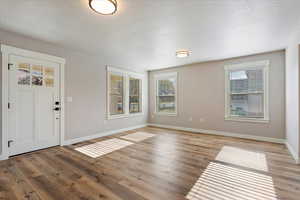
[1,45,66,160]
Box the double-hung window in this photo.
[108,72,125,116]
[154,72,177,115]
[129,77,142,113]
[107,67,143,119]
[224,60,269,122]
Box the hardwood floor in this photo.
[0,126,299,200]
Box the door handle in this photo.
[8,140,14,148]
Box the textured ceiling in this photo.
[0,0,299,71]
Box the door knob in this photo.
[54,107,60,111]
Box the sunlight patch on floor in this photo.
[75,138,133,158]
[186,162,277,200]
[216,146,268,172]
[120,132,155,142]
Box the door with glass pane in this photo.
[8,55,60,156]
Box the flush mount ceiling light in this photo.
[89,0,117,15]
[176,50,191,58]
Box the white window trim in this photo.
[107,66,144,120]
[154,72,178,116]
[224,60,270,123]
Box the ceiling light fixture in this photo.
[176,50,191,58]
[89,0,117,15]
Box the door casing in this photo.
[1,45,66,160]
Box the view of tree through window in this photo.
[229,69,264,118]
[129,77,141,113]
[156,77,176,113]
[109,74,124,115]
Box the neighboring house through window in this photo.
[154,72,177,115]
[224,60,269,123]
[129,77,142,113]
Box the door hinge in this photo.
[8,103,10,109]
[8,63,12,70]
[8,140,13,148]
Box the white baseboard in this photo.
[285,141,299,164]
[0,154,6,161]
[62,124,147,146]
[148,123,285,144]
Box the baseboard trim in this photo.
[148,123,285,144]
[62,124,147,146]
[0,154,6,161]
[285,141,299,164]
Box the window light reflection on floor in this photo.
[75,138,133,158]
[186,162,277,200]
[215,146,268,172]
[120,132,155,142]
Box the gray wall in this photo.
[0,29,148,149]
[149,50,285,139]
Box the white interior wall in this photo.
[285,31,300,163]
[0,53,2,157]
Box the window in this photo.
[109,73,125,115]
[17,63,55,87]
[225,60,269,122]
[107,67,143,119]
[154,72,177,115]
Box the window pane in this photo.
[158,79,176,96]
[32,65,43,86]
[157,96,175,113]
[230,69,263,93]
[45,78,54,87]
[157,77,176,113]
[110,74,124,115]
[44,67,55,87]
[17,63,30,85]
[45,67,54,77]
[129,77,141,113]
[230,94,264,118]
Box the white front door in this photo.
[8,55,61,156]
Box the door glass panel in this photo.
[45,78,54,87]
[17,63,30,85]
[45,67,54,77]
[44,67,55,87]
[32,65,43,86]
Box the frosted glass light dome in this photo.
[89,0,117,15]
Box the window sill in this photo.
[107,112,144,120]
[154,112,178,117]
[225,117,269,124]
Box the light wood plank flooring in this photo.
[0,126,299,200]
